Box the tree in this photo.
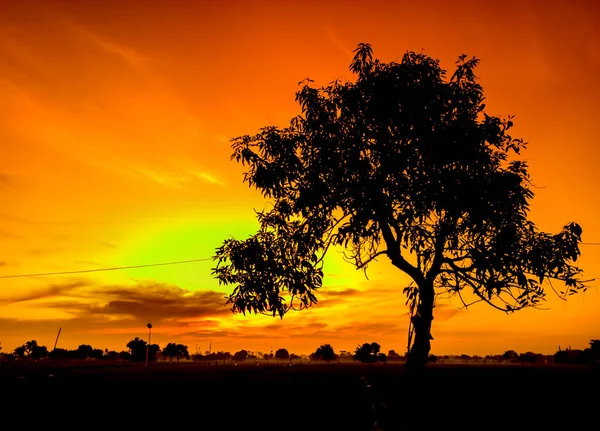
[163,343,179,361]
[30,344,48,360]
[275,348,290,361]
[354,342,383,363]
[24,340,38,356]
[126,337,159,363]
[309,344,337,361]
[212,42,590,368]
[14,345,25,358]
[12,340,48,360]
[77,344,94,359]
[90,348,104,359]
[162,343,190,361]
[176,344,190,361]
[233,350,248,361]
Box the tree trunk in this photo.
[406,282,435,369]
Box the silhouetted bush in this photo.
[310,344,337,361]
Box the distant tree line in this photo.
[1,339,598,367]
[0,338,190,364]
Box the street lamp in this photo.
[146,323,152,370]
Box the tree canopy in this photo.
[213,42,590,367]
[309,344,337,361]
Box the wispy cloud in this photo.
[79,28,150,70]
[5,281,88,304]
[324,25,353,59]
[3,280,230,325]
[0,173,12,188]
[0,229,22,239]
[192,171,226,187]
[26,248,67,256]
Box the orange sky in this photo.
[1,0,599,357]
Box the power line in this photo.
[1,240,599,281]
[0,258,213,280]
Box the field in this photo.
[1,361,597,430]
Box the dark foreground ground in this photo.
[1,361,598,430]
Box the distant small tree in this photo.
[77,344,94,359]
[519,352,537,364]
[90,348,104,359]
[275,348,290,361]
[30,344,48,360]
[503,350,518,361]
[126,337,148,362]
[14,345,25,358]
[554,347,569,364]
[176,344,190,361]
[310,344,337,361]
[163,343,179,361]
[233,350,248,361]
[24,340,38,356]
[148,344,161,362]
[14,340,48,360]
[103,349,118,359]
[354,342,384,363]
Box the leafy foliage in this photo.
[126,337,160,363]
[275,348,290,360]
[309,343,337,361]
[13,340,48,360]
[354,342,384,363]
[163,343,190,361]
[213,42,590,363]
[233,349,248,361]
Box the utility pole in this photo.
[53,327,62,350]
[145,323,152,371]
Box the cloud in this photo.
[324,26,353,59]
[434,303,463,322]
[320,288,360,298]
[4,281,88,304]
[3,280,230,324]
[26,248,67,256]
[192,171,226,187]
[79,28,150,70]
[0,213,109,227]
[85,283,230,322]
[0,229,22,239]
[0,173,12,187]
[0,280,234,350]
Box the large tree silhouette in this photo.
[213,43,590,368]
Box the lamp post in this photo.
[146,323,152,370]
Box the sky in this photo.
[1,0,599,357]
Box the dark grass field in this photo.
[1,361,598,430]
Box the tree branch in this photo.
[356,249,389,269]
[380,221,424,285]
[426,222,448,283]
